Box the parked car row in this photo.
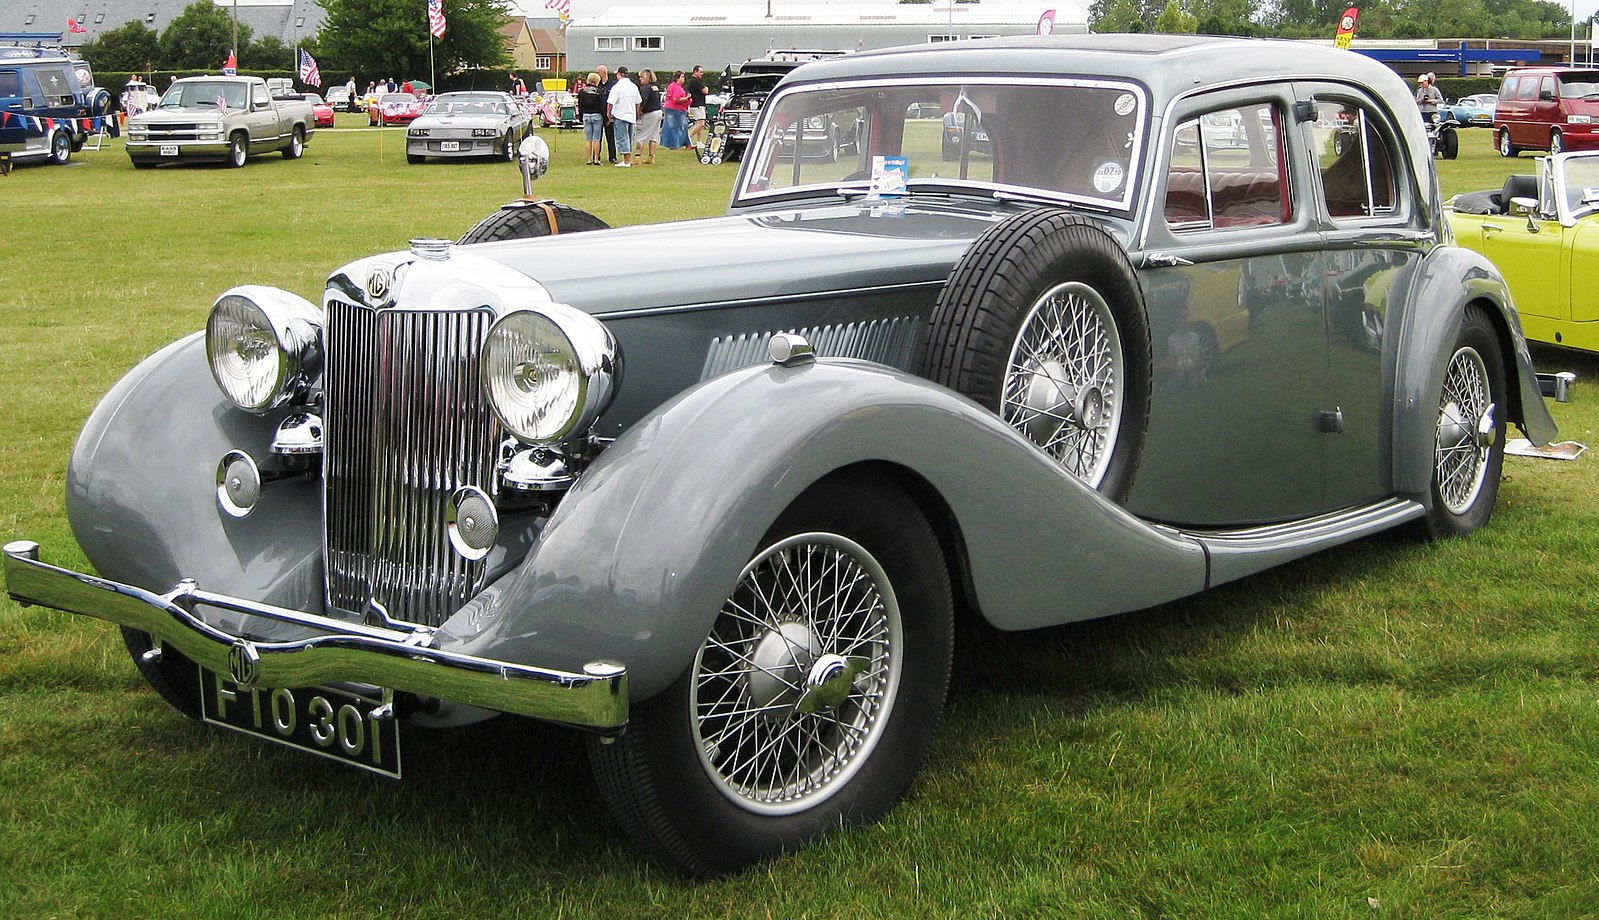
[4,34,1563,876]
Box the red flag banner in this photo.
[1334,7,1359,49]
[67,17,88,34]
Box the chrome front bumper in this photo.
[3,541,628,733]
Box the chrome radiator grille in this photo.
[323,300,498,627]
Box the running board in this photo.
[1181,497,1427,588]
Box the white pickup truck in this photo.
[124,75,314,168]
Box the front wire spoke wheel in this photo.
[1003,281,1124,488]
[693,532,901,815]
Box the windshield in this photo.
[162,80,249,110]
[1563,155,1599,217]
[425,94,507,116]
[736,78,1147,211]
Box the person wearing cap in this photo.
[608,65,643,167]
[1415,73,1442,125]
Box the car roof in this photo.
[786,34,1411,111]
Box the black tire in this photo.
[406,153,424,164]
[588,474,953,876]
[458,201,609,243]
[501,134,517,161]
[1498,128,1518,158]
[920,208,1152,503]
[1439,126,1458,160]
[1550,130,1564,156]
[1417,305,1506,539]
[226,133,247,168]
[283,126,304,160]
[47,130,71,165]
[120,627,202,719]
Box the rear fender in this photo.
[439,359,1207,701]
[1391,247,1557,499]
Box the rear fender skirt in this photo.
[438,359,1208,701]
[1390,246,1556,500]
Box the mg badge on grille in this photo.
[228,640,261,689]
[365,266,393,305]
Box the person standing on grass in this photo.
[636,69,663,164]
[608,65,642,167]
[597,65,618,163]
[686,64,709,151]
[662,71,690,149]
[578,72,606,165]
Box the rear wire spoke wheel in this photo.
[588,476,953,876]
[1419,305,1505,538]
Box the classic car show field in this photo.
[3,83,1599,918]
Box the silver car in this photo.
[405,91,531,163]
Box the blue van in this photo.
[0,45,113,166]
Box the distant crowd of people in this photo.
[573,64,712,167]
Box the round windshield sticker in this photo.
[1093,161,1124,194]
[1114,93,1137,117]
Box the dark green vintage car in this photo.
[5,34,1558,874]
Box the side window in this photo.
[1164,101,1289,231]
[1540,76,1556,101]
[1500,75,1518,100]
[1517,78,1538,101]
[37,68,75,106]
[252,85,270,108]
[1311,101,1398,219]
[0,70,20,98]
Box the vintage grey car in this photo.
[3,35,1559,875]
[404,91,532,163]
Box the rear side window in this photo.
[36,67,75,106]
[1500,76,1518,99]
[1311,100,1398,220]
[0,71,19,97]
[1517,78,1538,101]
[1163,102,1289,230]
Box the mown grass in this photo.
[3,118,1598,918]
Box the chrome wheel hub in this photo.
[692,533,902,815]
[1004,281,1123,488]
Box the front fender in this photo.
[65,333,326,613]
[1392,246,1557,498]
[440,359,1207,701]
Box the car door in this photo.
[0,67,25,150]
[1295,85,1423,511]
[1472,158,1564,321]
[246,82,277,149]
[1130,87,1330,526]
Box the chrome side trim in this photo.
[3,541,628,732]
[702,316,923,379]
[1188,497,1426,587]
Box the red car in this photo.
[368,92,423,127]
[294,92,336,128]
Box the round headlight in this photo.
[481,306,619,443]
[206,286,322,413]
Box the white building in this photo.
[565,3,1086,73]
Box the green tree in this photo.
[1090,0,1158,32]
[79,21,161,74]
[246,35,295,71]
[317,0,511,83]
[159,0,252,70]
[1155,0,1199,31]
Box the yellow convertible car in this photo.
[1447,151,1599,352]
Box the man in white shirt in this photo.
[607,65,643,167]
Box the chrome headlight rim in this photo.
[480,304,620,445]
[205,285,323,414]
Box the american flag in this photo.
[298,48,322,87]
[216,93,229,112]
[427,0,447,38]
[545,0,571,16]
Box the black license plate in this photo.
[199,667,401,778]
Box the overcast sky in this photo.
[511,1,919,14]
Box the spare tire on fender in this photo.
[920,208,1152,503]
[458,200,610,243]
